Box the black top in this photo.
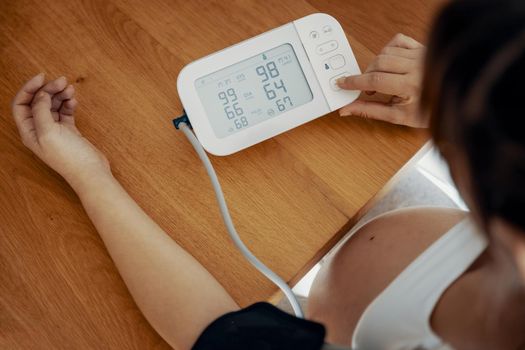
[192,302,326,350]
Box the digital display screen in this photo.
[195,44,313,138]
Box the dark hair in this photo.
[421,0,525,230]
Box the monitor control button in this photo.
[322,25,332,34]
[326,54,346,70]
[310,31,320,40]
[329,72,351,91]
[316,40,338,55]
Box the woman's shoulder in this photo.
[307,207,468,346]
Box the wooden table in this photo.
[0,0,443,348]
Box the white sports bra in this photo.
[349,216,488,350]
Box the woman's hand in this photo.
[11,73,110,192]
[337,33,429,128]
[12,75,239,350]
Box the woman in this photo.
[309,1,525,349]
[11,0,525,349]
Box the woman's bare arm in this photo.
[12,73,239,350]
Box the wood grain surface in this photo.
[0,0,443,348]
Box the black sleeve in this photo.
[192,302,326,350]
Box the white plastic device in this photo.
[177,13,360,155]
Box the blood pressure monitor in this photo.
[177,13,360,155]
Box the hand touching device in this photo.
[177,13,361,155]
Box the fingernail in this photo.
[33,72,45,81]
[339,109,351,116]
[336,77,346,86]
[53,76,66,84]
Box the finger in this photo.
[386,33,424,49]
[51,84,75,111]
[59,98,79,130]
[381,46,421,59]
[12,73,46,145]
[31,91,56,133]
[366,54,415,74]
[12,73,46,109]
[42,76,67,96]
[12,73,46,120]
[339,100,404,124]
[59,97,78,117]
[337,72,409,97]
